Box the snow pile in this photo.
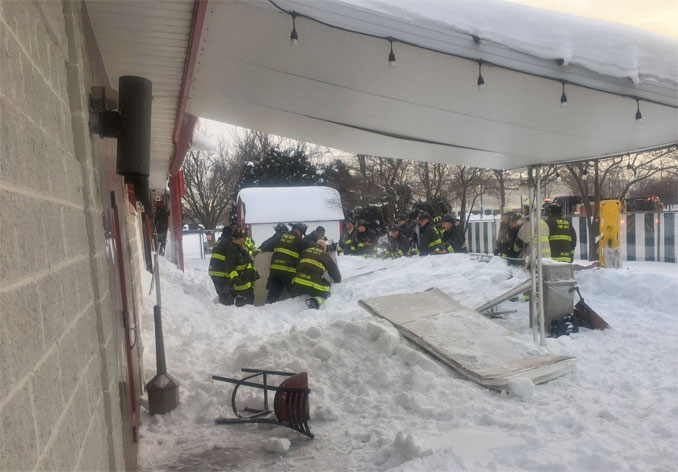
[507,377,535,400]
[138,253,678,471]
[338,0,678,85]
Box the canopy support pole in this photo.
[528,166,546,345]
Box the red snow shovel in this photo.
[571,287,611,330]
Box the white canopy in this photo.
[238,186,344,223]
[188,0,678,170]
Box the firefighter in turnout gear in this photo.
[229,227,258,306]
[383,226,411,258]
[417,212,444,255]
[546,203,577,262]
[259,223,289,252]
[338,218,358,254]
[354,219,377,256]
[440,214,467,253]
[515,215,551,261]
[266,222,315,304]
[305,226,326,243]
[291,240,342,309]
[209,226,258,306]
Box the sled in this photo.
[571,287,611,330]
[359,289,575,390]
[212,368,313,438]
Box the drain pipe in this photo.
[145,249,179,414]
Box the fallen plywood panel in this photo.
[359,289,575,389]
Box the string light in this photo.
[477,60,485,93]
[290,12,298,44]
[266,0,677,121]
[635,98,643,123]
[388,38,396,66]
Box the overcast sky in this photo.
[200,0,678,145]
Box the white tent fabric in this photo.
[187,0,678,170]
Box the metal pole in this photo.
[528,167,538,342]
[535,167,546,346]
[153,251,166,374]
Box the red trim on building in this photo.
[168,0,207,271]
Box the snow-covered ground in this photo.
[138,244,678,471]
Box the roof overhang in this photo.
[187,0,677,170]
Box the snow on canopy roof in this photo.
[282,0,678,88]
[237,186,345,223]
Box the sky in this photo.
[199,0,678,146]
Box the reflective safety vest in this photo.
[547,216,576,262]
[418,221,444,256]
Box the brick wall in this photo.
[1,1,141,470]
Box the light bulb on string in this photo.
[388,38,396,66]
[560,81,568,108]
[477,60,485,93]
[290,12,298,45]
[635,98,643,123]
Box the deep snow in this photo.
[138,244,678,471]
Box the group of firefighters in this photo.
[208,202,576,309]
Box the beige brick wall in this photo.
[1,1,142,470]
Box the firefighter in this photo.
[546,203,577,262]
[354,219,377,256]
[259,223,289,252]
[209,226,235,305]
[396,215,418,253]
[497,212,522,260]
[494,210,511,257]
[440,214,467,253]
[266,222,315,304]
[229,227,259,306]
[338,218,358,255]
[243,229,261,258]
[306,225,326,243]
[291,240,342,309]
[417,211,443,255]
[383,225,411,258]
[515,214,551,261]
[209,226,258,306]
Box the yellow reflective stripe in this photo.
[428,238,442,248]
[228,270,239,279]
[234,282,252,290]
[208,271,228,277]
[270,264,296,273]
[211,253,226,261]
[273,247,300,258]
[299,258,326,271]
[550,235,572,241]
[235,263,253,271]
[553,257,571,262]
[357,243,365,247]
[344,239,352,244]
[292,277,330,292]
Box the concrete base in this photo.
[145,373,179,415]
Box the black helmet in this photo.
[508,212,522,223]
[390,225,401,232]
[220,225,233,239]
[442,213,454,223]
[292,222,308,234]
[274,223,289,233]
[345,217,354,224]
[417,211,431,220]
[314,225,325,234]
[548,203,563,216]
[396,215,407,222]
[357,219,367,227]
[232,227,246,239]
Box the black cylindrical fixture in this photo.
[117,75,152,178]
[154,305,167,375]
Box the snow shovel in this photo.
[570,287,611,330]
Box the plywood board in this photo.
[359,289,575,389]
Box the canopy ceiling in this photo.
[188,0,678,170]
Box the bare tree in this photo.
[413,162,452,214]
[182,141,241,229]
[449,166,488,232]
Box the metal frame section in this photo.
[212,368,314,439]
[527,166,547,346]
